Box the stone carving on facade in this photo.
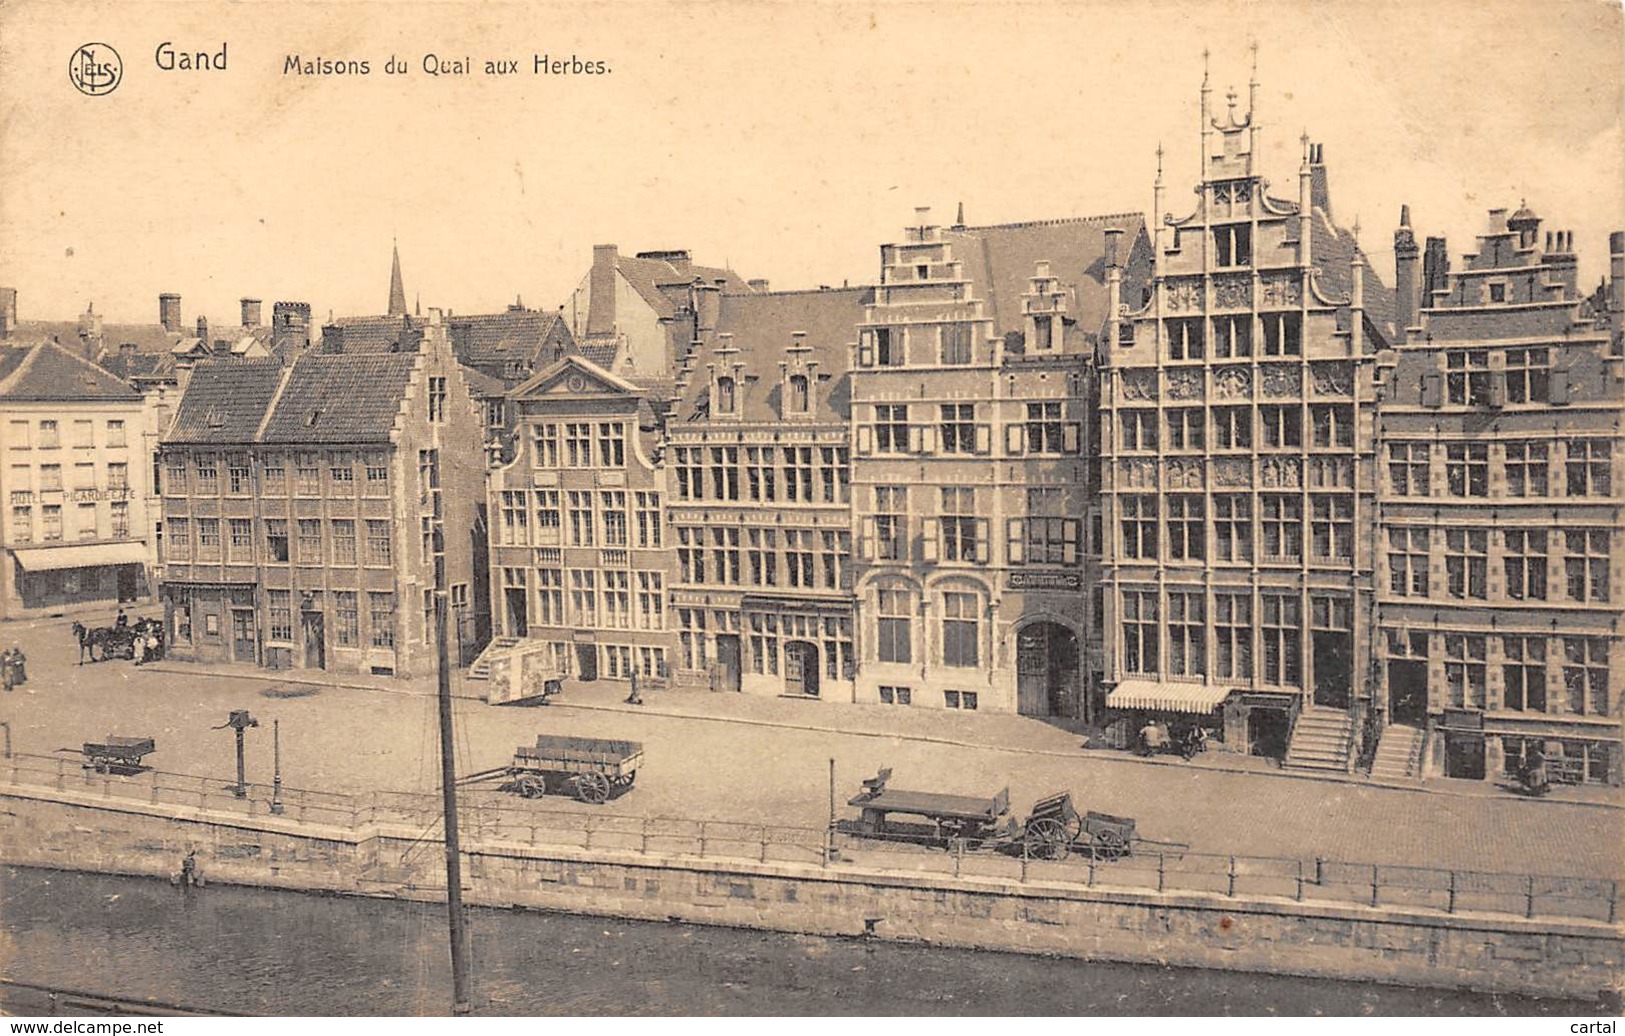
[1213,457,1251,486]
[1121,369,1159,401]
[1259,274,1303,308]
[1166,457,1204,488]
[1311,362,1354,396]
[1165,279,1204,312]
[1213,365,1251,400]
[1261,365,1300,398]
[1166,368,1204,401]
[1212,275,1252,309]
[1120,458,1158,489]
[1259,456,1301,489]
[1310,456,1353,488]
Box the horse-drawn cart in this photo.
[1020,791,1186,862]
[460,734,643,804]
[80,735,156,775]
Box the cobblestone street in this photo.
[2,613,1619,881]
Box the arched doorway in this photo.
[784,640,820,697]
[1016,622,1079,717]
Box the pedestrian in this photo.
[115,608,128,629]
[12,646,25,685]
[2,649,14,693]
[625,669,643,706]
[133,629,146,666]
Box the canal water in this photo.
[0,866,1598,1016]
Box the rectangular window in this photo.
[1504,348,1550,404]
[1025,402,1066,454]
[500,491,529,545]
[940,324,973,364]
[227,518,253,561]
[1444,634,1487,709]
[1310,494,1354,560]
[1211,314,1250,358]
[821,530,846,589]
[1260,495,1302,561]
[427,376,447,423]
[1564,440,1612,497]
[784,528,816,587]
[1120,410,1158,451]
[1167,317,1205,360]
[106,462,129,491]
[10,505,31,544]
[1564,530,1610,603]
[597,422,626,467]
[600,490,628,547]
[1122,589,1158,675]
[1021,488,1079,566]
[264,519,289,562]
[1212,224,1251,267]
[103,419,125,448]
[362,453,389,496]
[940,487,980,563]
[1387,527,1430,596]
[941,592,979,667]
[297,519,323,565]
[290,453,318,496]
[874,486,908,561]
[1504,442,1549,497]
[602,570,631,629]
[533,489,561,533]
[328,451,355,489]
[677,526,706,584]
[369,592,396,648]
[1562,638,1609,716]
[711,526,742,585]
[943,690,979,710]
[1167,590,1205,677]
[41,504,61,541]
[535,568,564,625]
[781,446,812,502]
[749,613,779,676]
[1166,495,1205,561]
[876,588,913,664]
[76,502,97,539]
[195,517,220,558]
[333,592,359,647]
[1311,405,1354,448]
[1261,593,1301,687]
[567,491,595,546]
[531,424,559,467]
[71,419,93,449]
[38,420,59,448]
[634,491,661,548]
[744,447,775,502]
[1212,407,1252,449]
[874,405,910,454]
[73,462,95,490]
[222,454,249,495]
[365,519,392,566]
[268,590,293,641]
[1260,406,1302,448]
[1503,530,1548,601]
[874,327,904,367]
[1214,593,1252,680]
[878,686,913,706]
[636,571,664,630]
[195,453,218,495]
[1213,495,1252,562]
[1260,312,1301,356]
[329,519,356,565]
[1445,443,1490,497]
[1445,528,1489,600]
[1166,409,1205,451]
[939,404,976,454]
[1388,443,1430,496]
[260,455,286,495]
[1501,636,1547,713]
[165,457,188,494]
[1120,495,1158,559]
[569,570,598,626]
[564,423,593,467]
[1446,350,1492,406]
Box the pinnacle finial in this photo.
[1202,48,1210,86]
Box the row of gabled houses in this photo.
[3,70,1621,787]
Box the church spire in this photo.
[388,239,407,318]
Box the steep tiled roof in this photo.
[164,360,286,444]
[450,310,570,367]
[1310,211,1397,347]
[320,315,421,354]
[458,363,506,400]
[9,321,182,355]
[672,286,872,424]
[578,342,618,368]
[618,255,750,318]
[99,348,178,384]
[260,353,417,444]
[945,213,1149,337]
[0,341,142,402]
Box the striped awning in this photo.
[1106,680,1232,714]
[12,542,147,572]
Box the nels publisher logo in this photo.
[69,43,122,96]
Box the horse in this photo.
[70,620,128,664]
[70,621,93,665]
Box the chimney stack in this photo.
[1394,205,1420,334]
[0,287,16,340]
[1104,227,1124,270]
[159,293,182,332]
[747,278,770,293]
[1422,237,1450,307]
[586,244,619,337]
[241,297,262,327]
[1308,144,1331,218]
[1608,231,1624,328]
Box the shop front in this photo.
[1436,709,1487,781]
[1221,691,1302,761]
[6,542,150,617]
[1104,679,1231,751]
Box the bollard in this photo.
[56,757,65,791]
[1227,856,1236,898]
[1371,865,1380,907]
[698,821,707,858]
[1315,856,1325,887]
[1609,881,1618,925]
[640,819,649,856]
[1447,870,1457,914]
[1295,859,1304,902]
[953,838,964,878]
[759,827,769,864]
[530,825,538,847]
[1157,853,1165,893]
[1020,838,1029,884]
[583,818,594,851]
[102,777,110,798]
[1526,875,1536,919]
[1087,857,1096,888]
[151,770,159,805]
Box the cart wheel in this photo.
[1095,829,1128,861]
[574,771,611,804]
[515,775,546,799]
[1024,817,1071,861]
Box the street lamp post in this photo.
[270,719,284,815]
[219,710,258,798]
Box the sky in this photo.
[1,0,1622,329]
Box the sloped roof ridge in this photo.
[719,285,876,299]
[962,211,1147,232]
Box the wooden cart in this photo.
[81,736,156,776]
[465,734,643,804]
[841,768,1017,848]
[1019,791,1184,861]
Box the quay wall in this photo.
[1,784,1619,1001]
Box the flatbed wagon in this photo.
[80,736,156,775]
[460,734,643,804]
[840,768,1017,848]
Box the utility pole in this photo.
[437,591,472,1015]
[270,719,284,815]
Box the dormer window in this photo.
[789,374,809,413]
[716,376,736,414]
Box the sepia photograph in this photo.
[0,0,1621,1021]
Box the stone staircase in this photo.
[1369,723,1425,781]
[1283,707,1357,774]
[466,636,519,681]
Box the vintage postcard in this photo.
[0,0,1621,1021]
